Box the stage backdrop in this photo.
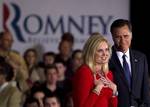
[3,0,129,55]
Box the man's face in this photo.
[59,40,72,56]
[27,102,39,107]
[0,74,6,86]
[44,97,60,107]
[112,25,132,52]
[1,32,13,51]
[55,63,66,77]
[46,68,58,84]
[0,74,5,86]
[44,56,55,65]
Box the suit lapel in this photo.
[130,50,138,92]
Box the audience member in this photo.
[44,93,61,107]
[23,97,40,107]
[0,31,29,92]
[71,49,83,73]
[41,64,65,106]
[0,58,22,107]
[30,85,45,107]
[55,32,74,78]
[24,48,41,87]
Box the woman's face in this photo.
[72,52,83,72]
[94,41,110,65]
[25,51,37,65]
[73,52,83,68]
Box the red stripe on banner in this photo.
[3,3,9,31]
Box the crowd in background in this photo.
[0,31,83,107]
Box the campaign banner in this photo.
[3,0,129,55]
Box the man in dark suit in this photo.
[109,19,150,107]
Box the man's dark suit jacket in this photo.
[109,47,150,107]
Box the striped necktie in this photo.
[122,54,131,88]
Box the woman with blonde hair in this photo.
[72,32,118,107]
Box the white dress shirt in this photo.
[116,49,132,75]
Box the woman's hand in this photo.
[94,74,103,86]
[106,78,117,96]
[93,73,105,95]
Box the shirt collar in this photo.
[116,49,130,58]
[0,82,9,93]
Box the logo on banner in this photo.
[3,3,25,42]
[3,2,114,44]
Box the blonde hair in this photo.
[82,32,111,74]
